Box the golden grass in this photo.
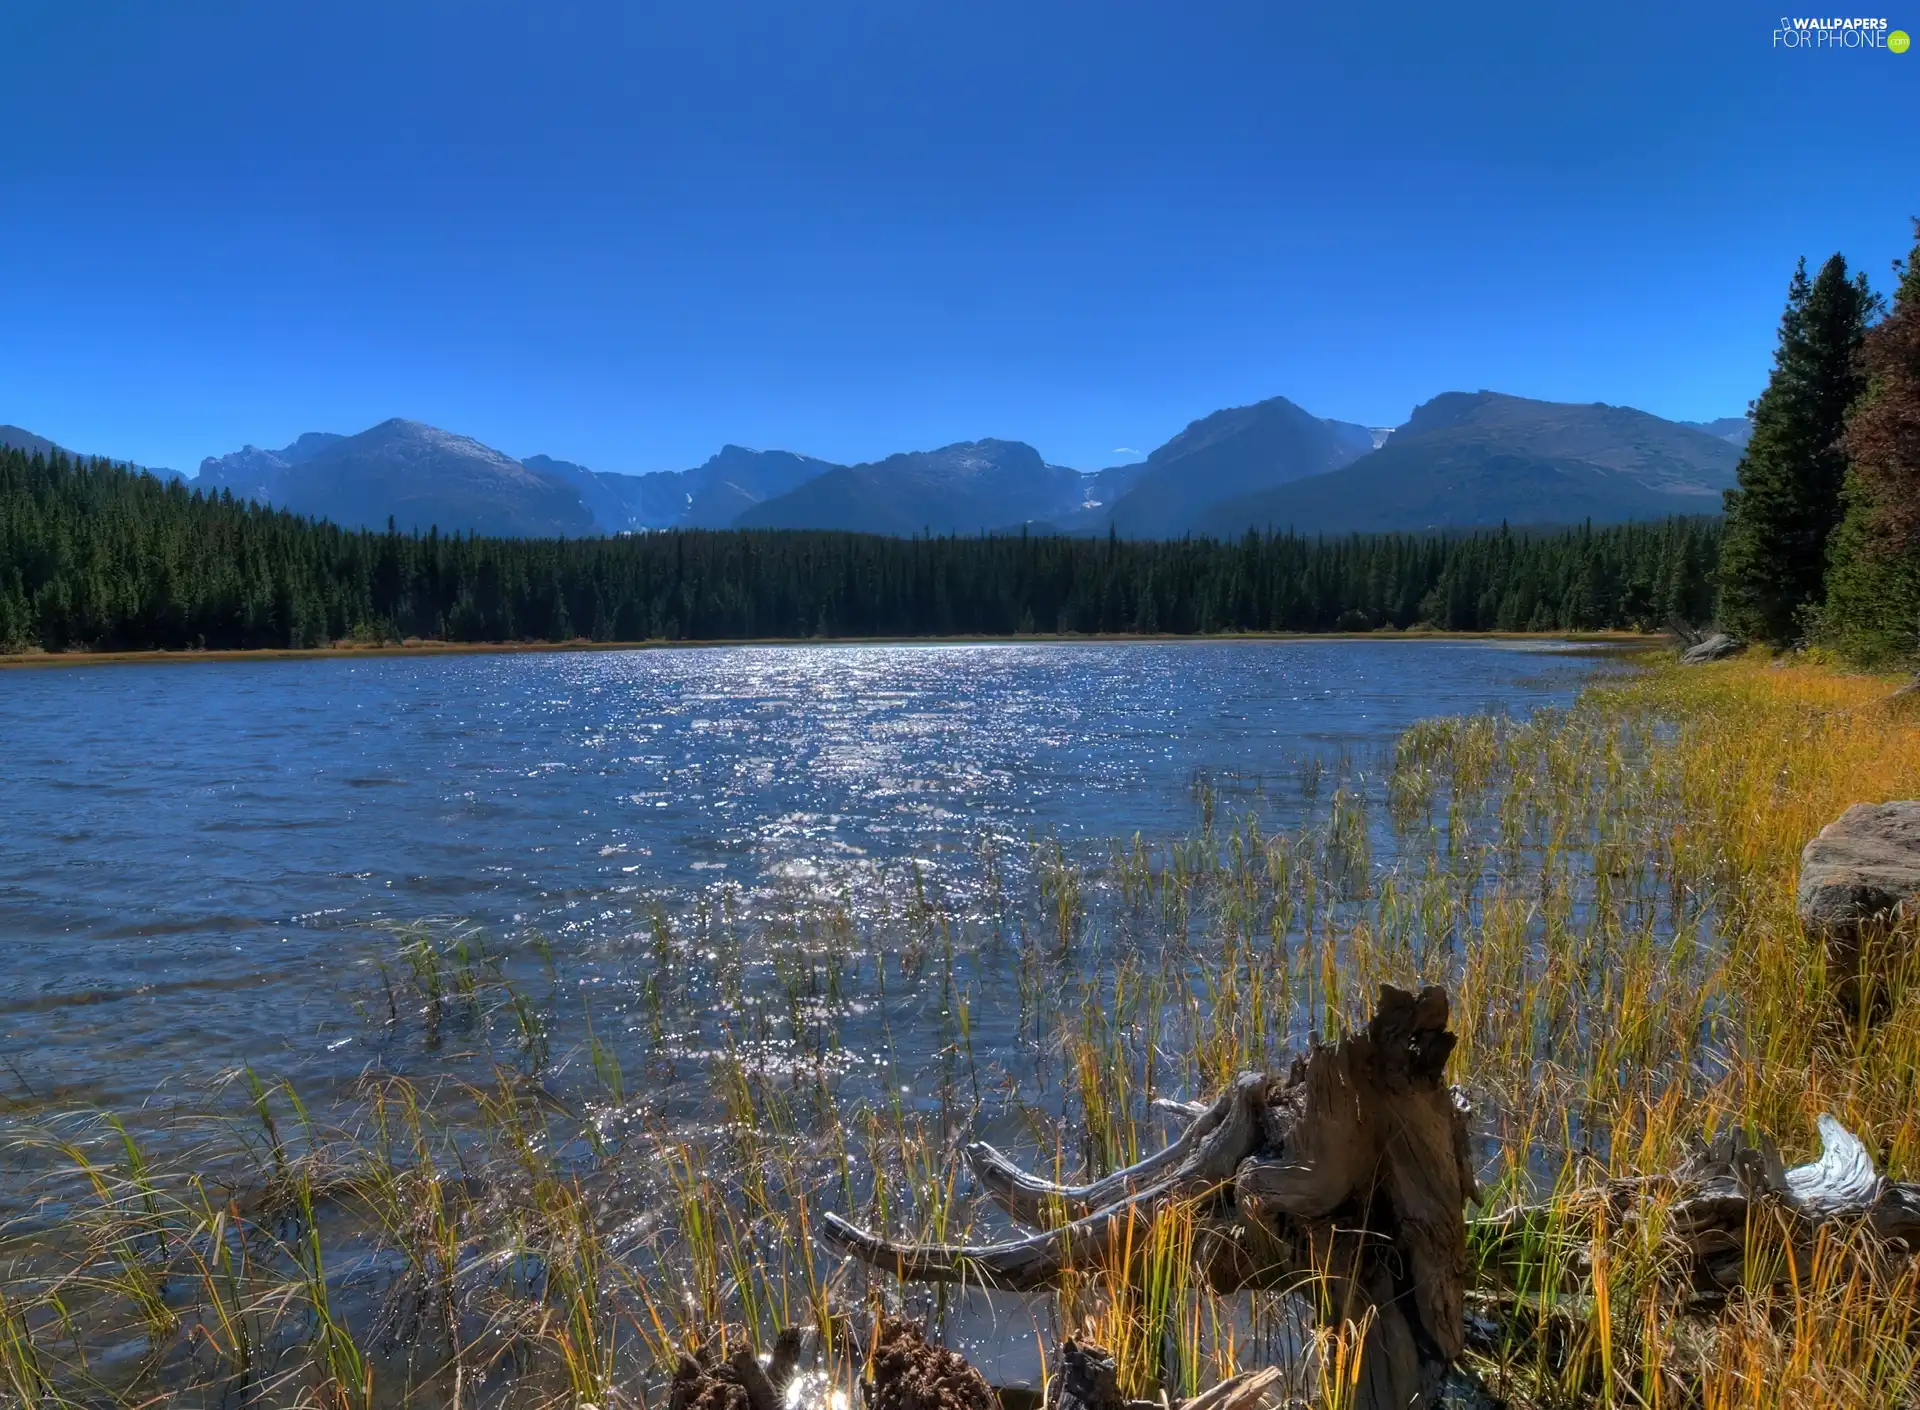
[4,653,1920,1408]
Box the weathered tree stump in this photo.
[1045,1341,1125,1410]
[866,1318,999,1410]
[668,1332,811,1410]
[822,985,1475,1410]
[668,1351,749,1410]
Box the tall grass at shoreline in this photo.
[4,657,1920,1408]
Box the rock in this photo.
[1798,802,1920,939]
[1679,632,1741,664]
[1799,803,1920,1009]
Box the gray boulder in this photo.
[1680,632,1741,664]
[1799,804,1920,1005]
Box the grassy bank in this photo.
[3,655,1918,1408]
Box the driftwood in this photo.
[823,985,1475,1410]
[1678,632,1741,665]
[1476,1113,1920,1298]
[822,980,1920,1407]
[1039,1339,1286,1410]
[1173,1368,1289,1410]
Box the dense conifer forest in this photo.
[0,445,1720,653]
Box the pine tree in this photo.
[1825,223,1920,666]
[1718,254,1875,646]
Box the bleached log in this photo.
[1476,1111,1920,1298]
[1784,1113,1881,1214]
[967,1072,1271,1225]
[820,1181,1176,1291]
[1153,1096,1213,1122]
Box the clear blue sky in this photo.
[2,1,1912,475]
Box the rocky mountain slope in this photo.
[214,420,596,537]
[1099,396,1378,537]
[1196,392,1744,536]
[738,439,1084,535]
[2,424,186,481]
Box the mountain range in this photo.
[7,392,1751,541]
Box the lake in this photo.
[1,638,1649,1400]
[1,640,1604,1113]
[0,641,1605,1114]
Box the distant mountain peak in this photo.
[1103,396,1375,536]
[195,419,596,537]
[1198,390,1745,538]
[282,431,344,462]
[199,429,348,496]
[738,437,1077,535]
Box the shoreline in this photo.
[0,629,1662,670]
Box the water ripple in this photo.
[0,640,1597,1106]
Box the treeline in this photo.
[1719,219,1920,665]
[0,447,1720,652]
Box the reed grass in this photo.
[4,654,1920,1408]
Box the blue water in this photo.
[0,641,1602,1111]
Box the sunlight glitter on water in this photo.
[0,640,1603,1111]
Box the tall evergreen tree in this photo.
[1718,254,1875,645]
[1825,223,1920,666]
